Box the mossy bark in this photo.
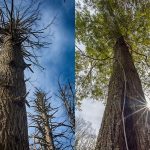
[96,36,150,150]
[0,36,29,149]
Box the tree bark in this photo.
[0,36,29,149]
[42,113,55,150]
[96,36,150,150]
[36,92,55,150]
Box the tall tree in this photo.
[76,0,150,149]
[29,90,56,150]
[0,0,51,149]
[29,88,74,150]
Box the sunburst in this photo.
[146,100,150,110]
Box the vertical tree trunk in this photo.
[96,36,150,150]
[42,113,55,150]
[36,92,55,150]
[0,36,29,149]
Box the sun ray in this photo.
[124,107,146,120]
[146,100,150,110]
[135,108,147,126]
[131,98,146,105]
[145,109,149,127]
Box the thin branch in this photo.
[76,45,113,61]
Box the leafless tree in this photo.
[75,117,97,150]
[56,80,75,149]
[0,0,54,149]
[57,81,75,131]
[29,89,72,150]
[29,90,55,150]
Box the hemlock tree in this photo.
[29,91,55,150]
[29,89,74,150]
[0,0,51,149]
[76,0,150,149]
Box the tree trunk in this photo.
[96,36,150,150]
[36,92,55,150]
[0,36,29,149]
[42,113,55,150]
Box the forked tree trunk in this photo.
[0,36,29,149]
[96,36,150,150]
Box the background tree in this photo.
[56,81,75,149]
[76,0,150,149]
[29,82,75,150]
[57,81,75,131]
[29,90,56,150]
[29,90,69,150]
[0,0,52,149]
[75,117,97,150]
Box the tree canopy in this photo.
[76,0,150,105]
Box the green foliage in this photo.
[76,0,150,104]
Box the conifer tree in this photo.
[0,0,51,149]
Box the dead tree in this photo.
[57,81,75,149]
[29,89,71,150]
[58,81,75,130]
[0,0,52,149]
[29,90,55,150]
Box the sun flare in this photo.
[146,100,150,110]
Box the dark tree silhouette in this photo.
[57,81,75,132]
[56,81,75,149]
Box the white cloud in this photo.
[25,1,74,94]
[76,33,105,135]
[76,99,105,134]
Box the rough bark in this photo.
[96,36,150,150]
[0,36,29,149]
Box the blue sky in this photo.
[26,0,75,148]
[25,0,75,95]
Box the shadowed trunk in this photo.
[96,36,150,150]
[0,36,29,149]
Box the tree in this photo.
[57,81,75,149]
[57,81,75,131]
[75,117,97,150]
[29,90,56,150]
[76,0,150,149]
[0,0,52,149]
[29,88,74,150]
